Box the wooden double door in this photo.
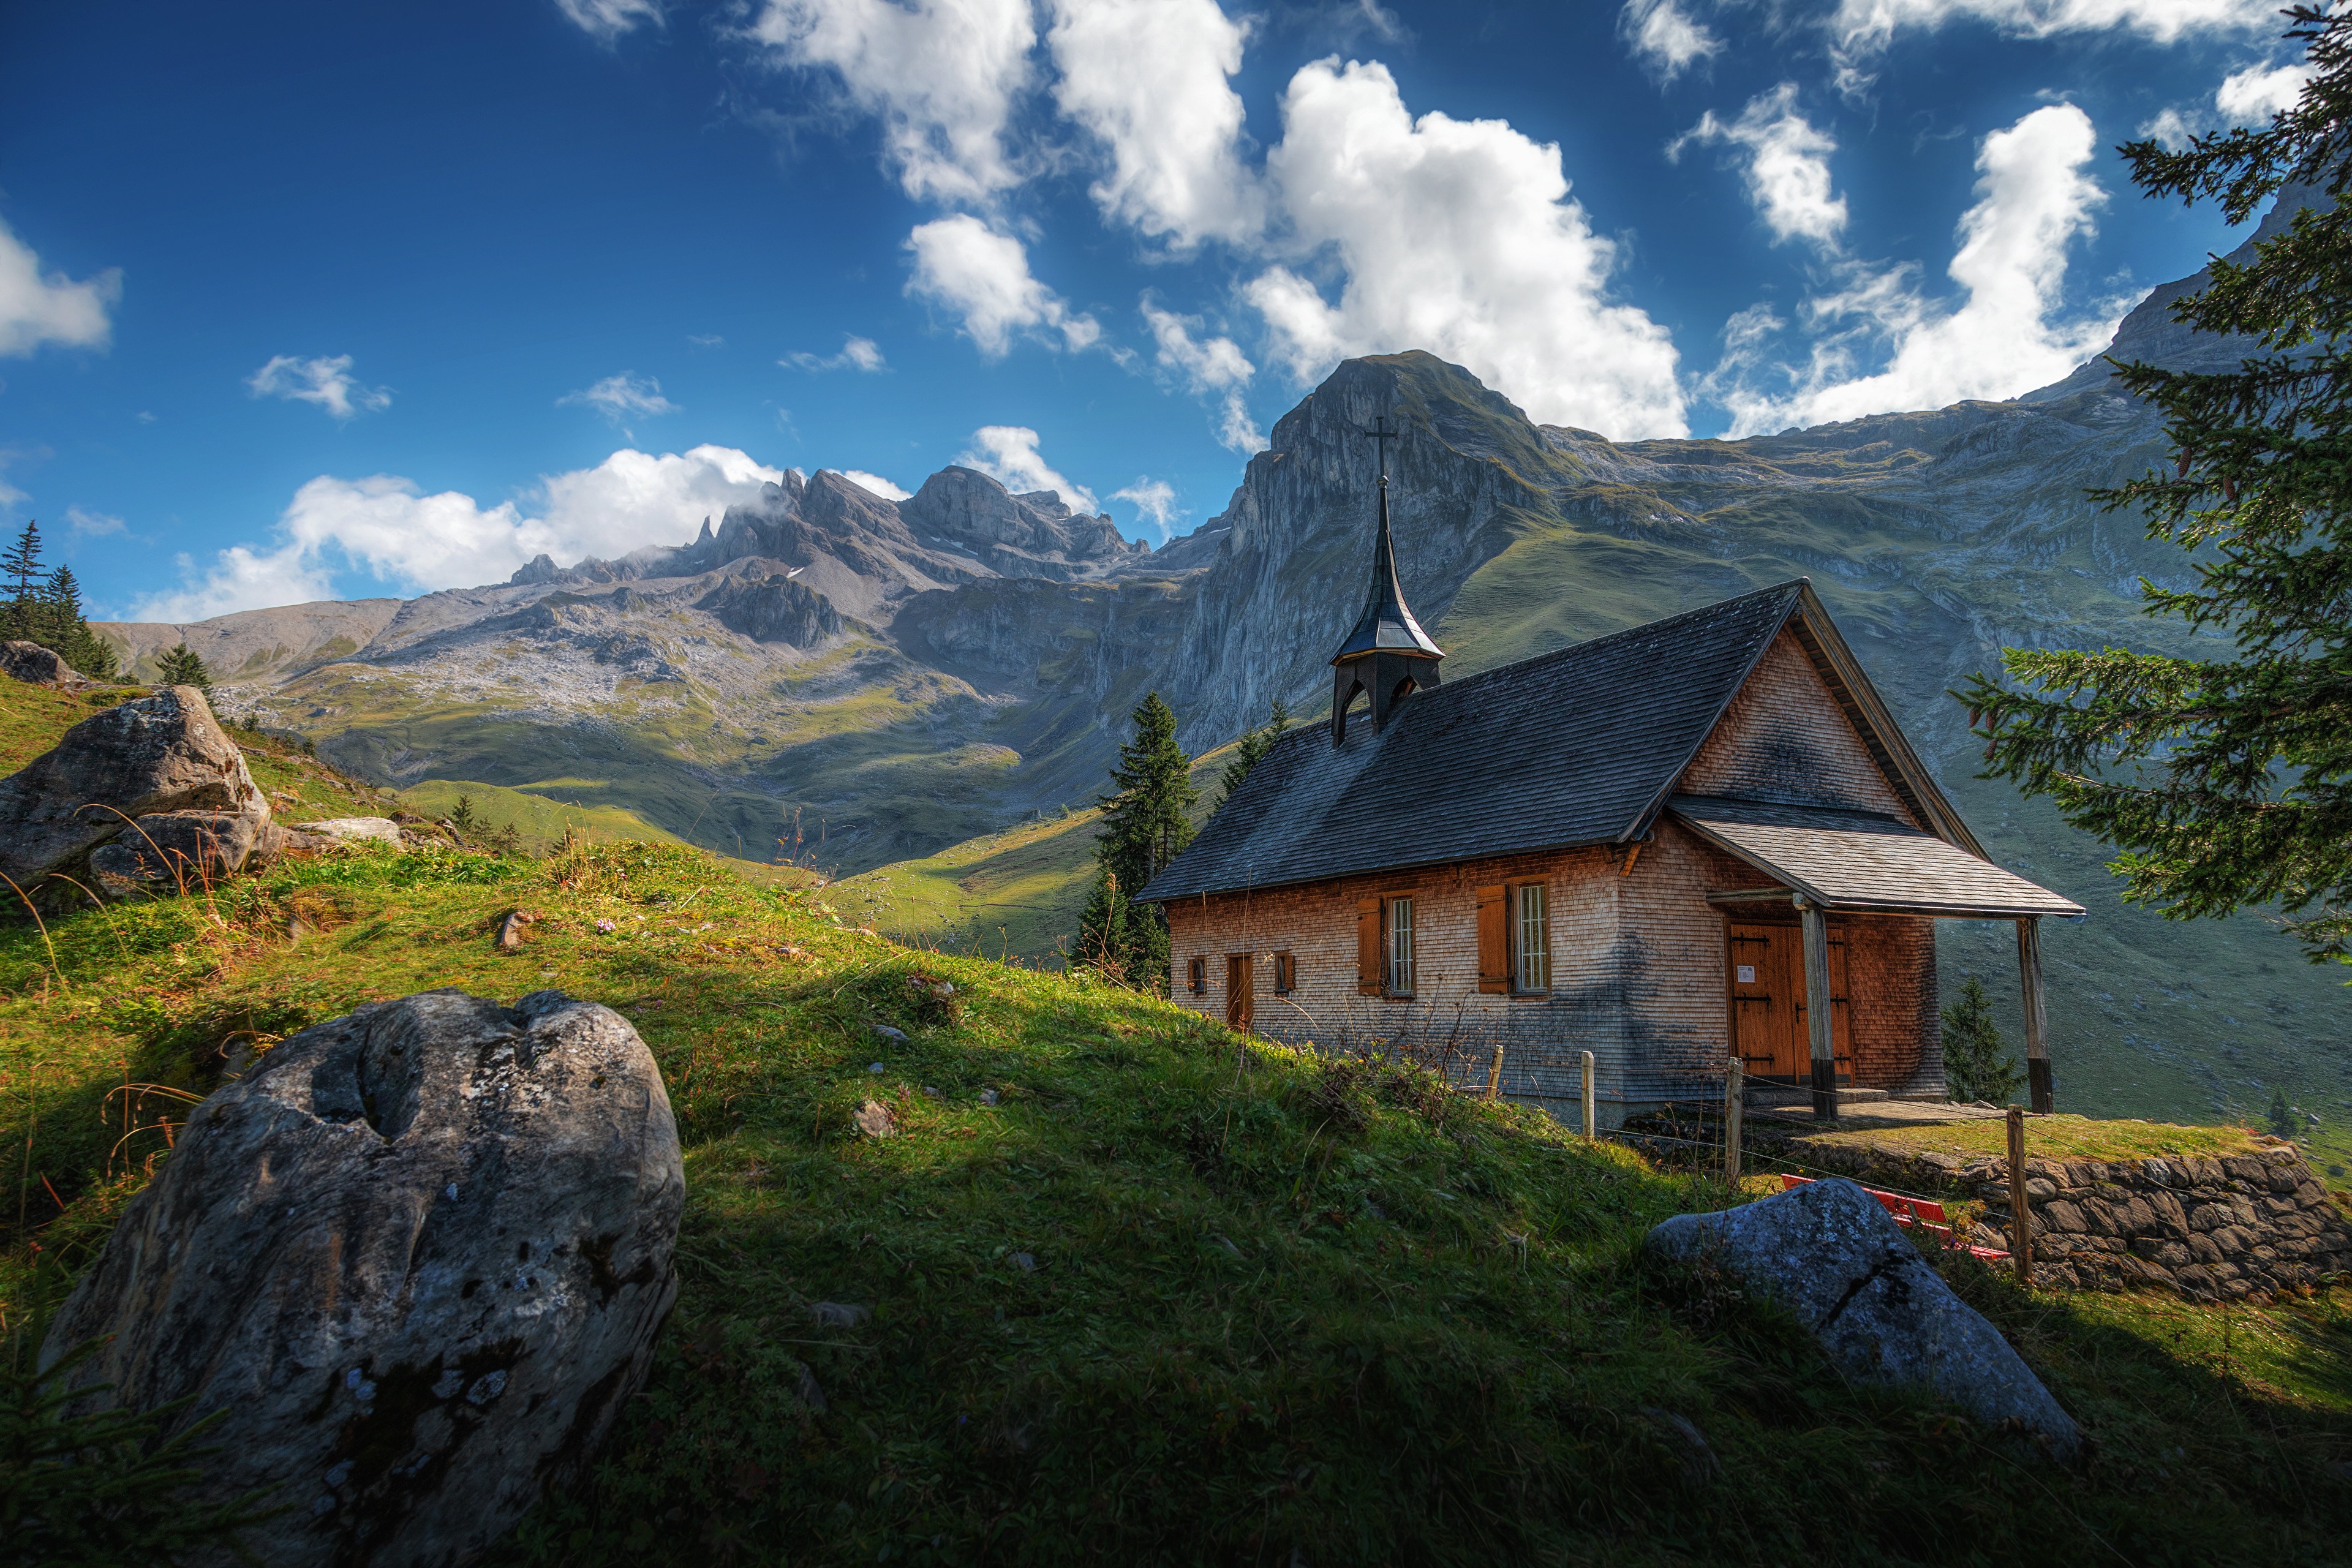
[1727,921,1853,1082]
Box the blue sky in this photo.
[0,0,2299,622]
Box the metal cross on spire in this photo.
[1365,416,1397,486]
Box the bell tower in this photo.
[1331,418,1444,744]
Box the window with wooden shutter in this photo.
[1356,897,1381,995]
[1476,884,1509,992]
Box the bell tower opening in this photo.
[1330,416,1444,745]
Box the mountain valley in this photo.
[89,195,2350,1163]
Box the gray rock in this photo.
[0,685,268,894]
[0,639,99,690]
[696,573,844,647]
[88,809,268,897]
[1646,1178,2081,1458]
[42,989,684,1568]
[853,1099,896,1139]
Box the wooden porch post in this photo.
[1798,897,1838,1121]
[2016,918,2052,1114]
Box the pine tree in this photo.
[1215,697,1289,808]
[156,643,213,697]
[2269,1087,2299,1140]
[1,519,41,641]
[1941,977,2023,1104]
[1080,692,1198,989]
[1961,8,2352,962]
[35,565,115,679]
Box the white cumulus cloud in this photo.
[1245,58,1686,440]
[748,0,1036,205]
[1142,301,1264,453]
[247,354,393,420]
[842,468,912,500]
[784,334,888,372]
[559,372,679,423]
[1673,84,1847,247]
[1047,0,1263,249]
[1710,103,2115,435]
[905,216,1099,357]
[555,0,665,41]
[958,425,1097,511]
[1112,477,1178,538]
[2217,61,2312,123]
[0,219,118,358]
[1619,0,1724,81]
[130,445,786,621]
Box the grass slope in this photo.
[391,778,684,854]
[3,840,2350,1564]
[832,748,1239,966]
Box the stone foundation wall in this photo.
[1796,1138,2351,1303]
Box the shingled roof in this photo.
[1137,579,1973,904]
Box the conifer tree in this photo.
[1961,7,2352,962]
[156,643,213,697]
[1940,977,2022,1104]
[1077,692,1197,989]
[2269,1087,2299,1140]
[1215,697,1289,808]
[1,519,41,640]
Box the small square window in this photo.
[1273,951,1296,993]
[1187,956,1207,995]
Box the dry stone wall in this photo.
[1796,1138,2350,1303]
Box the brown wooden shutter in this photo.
[1356,897,1382,995]
[1476,884,1509,993]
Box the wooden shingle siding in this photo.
[1678,629,1916,820]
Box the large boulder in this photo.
[0,684,268,892]
[1646,1178,2081,1458]
[42,989,685,1568]
[0,639,99,690]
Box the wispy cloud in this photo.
[555,0,665,43]
[1141,301,1262,453]
[559,371,679,424]
[1619,0,1723,82]
[1111,477,1177,538]
[1671,84,1847,249]
[783,334,887,371]
[247,354,391,420]
[66,503,125,537]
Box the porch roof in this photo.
[1668,794,2085,919]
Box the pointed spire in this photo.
[1330,423,1443,665]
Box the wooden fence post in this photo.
[1798,897,1839,1121]
[1724,1058,1743,1184]
[2007,1105,2033,1287]
[2016,918,2054,1114]
[1581,1050,1596,1140]
[1487,1039,1507,1102]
